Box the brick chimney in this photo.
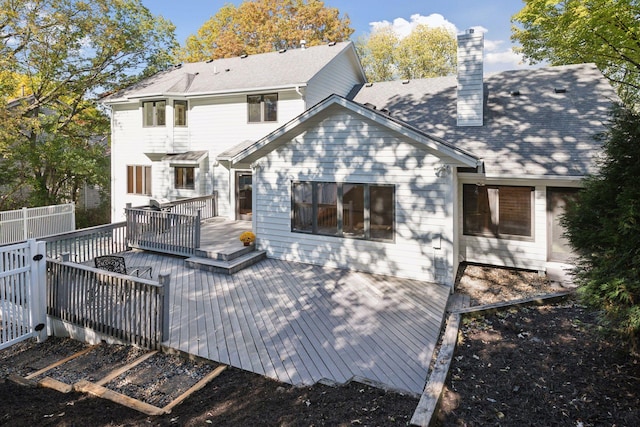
[456,29,484,126]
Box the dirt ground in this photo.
[1,264,638,426]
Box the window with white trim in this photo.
[247,93,277,122]
[143,100,166,126]
[127,165,152,195]
[174,100,187,126]
[174,167,195,190]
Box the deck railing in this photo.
[168,194,217,220]
[39,222,128,263]
[46,259,169,349]
[125,208,200,256]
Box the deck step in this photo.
[195,243,254,261]
[185,250,266,275]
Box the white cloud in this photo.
[369,13,457,38]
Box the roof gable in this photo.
[102,42,363,103]
[225,94,479,168]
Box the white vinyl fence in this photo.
[0,203,76,246]
[0,239,47,349]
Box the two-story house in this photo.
[103,32,619,288]
[101,41,366,221]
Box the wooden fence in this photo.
[39,222,128,263]
[46,259,168,349]
[0,203,75,246]
[125,208,201,256]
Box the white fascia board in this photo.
[231,94,479,168]
[109,84,309,103]
[458,172,585,185]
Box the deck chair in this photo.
[94,255,152,278]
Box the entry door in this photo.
[236,172,252,221]
[547,188,579,262]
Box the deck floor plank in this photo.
[117,224,450,395]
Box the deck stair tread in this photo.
[195,243,255,261]
[186,250,266,274]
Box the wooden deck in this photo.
[116,247,450,395]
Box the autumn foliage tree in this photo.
[511,0,640,107]
[356,24,457,82]
[0,0,176,210]
[176,0,354,62]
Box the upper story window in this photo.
[292,181,395,242]
[143,100,166,127]
[174,166,195,190]
[247,93,277,123]
[174,100,187,126]
[463,184,534,239]
[127,165,152,195]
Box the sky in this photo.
[141,0,533,73]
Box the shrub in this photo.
[563,104,640,352]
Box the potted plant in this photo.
[239,231,256,246]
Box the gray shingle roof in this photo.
[102,42,356,103]
[351,63,619,177]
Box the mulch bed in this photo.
[1,264,638,426]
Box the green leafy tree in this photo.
[511,0,640,106]
[356,26,399,82]
[176,0,354,62]
[562,105,640,351]
[356,24,457,82]
[0,0,177,210]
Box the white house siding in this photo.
[111,103,152,221]
[457,177,581,272]
[187,92,305,218]
[188,92,304,155]
[254,110,464,285]
[305,49,365,108]
[109,92,306,219]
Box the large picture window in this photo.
[247,93,277,122]
[142,100,166,127]
[127,165,152,195]
[174,167,195,190]
[292,181,394,241]
[463,184,533,239]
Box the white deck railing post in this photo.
[22,207,28,240]
[29,239,48,343]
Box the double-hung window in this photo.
[174,100,187,126]
[143,100,166,127]
[292,181,394,241]
[127,165,152,195]
[463,184,533,239]
[247,93,277,123]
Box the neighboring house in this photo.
[101,41,366,221]
[104,31,618,287]
[222,30,618,286]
